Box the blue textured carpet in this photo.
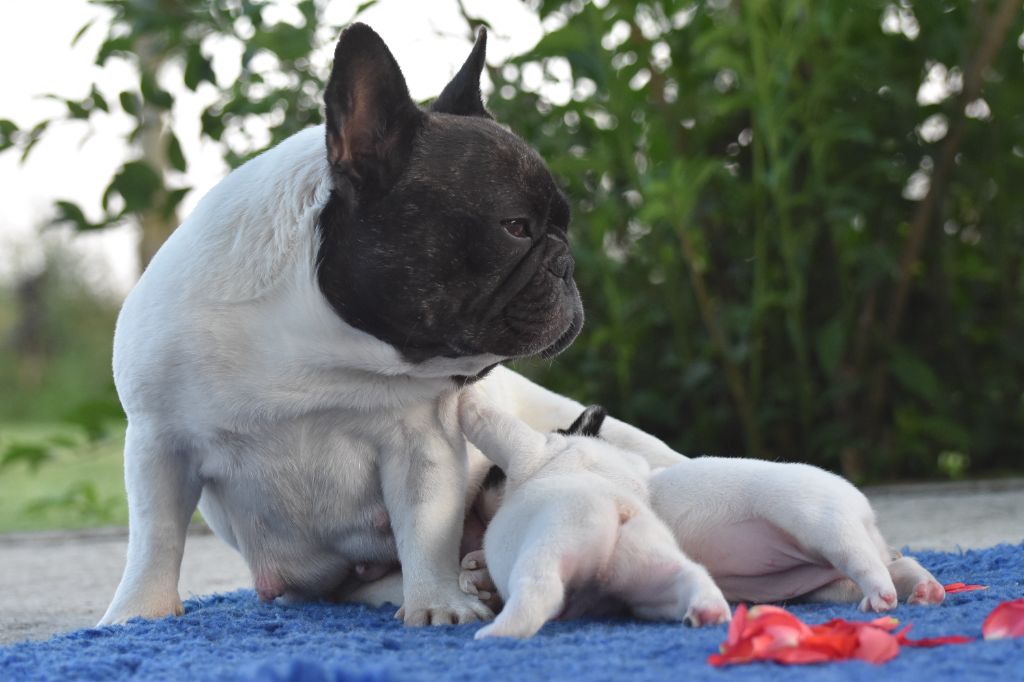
[3,543,1022,682]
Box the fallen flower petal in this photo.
[982,598,1024,640]
[896,624,974,647]
[708,605,901,666]
[943,582,988,594]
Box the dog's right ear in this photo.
[324,24,423,200]
[430,27,491,118]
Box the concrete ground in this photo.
[1,479,1022,646]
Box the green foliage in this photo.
[3,0,1022,492]
[498,0,1024,481]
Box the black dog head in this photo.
[316,24,583,365]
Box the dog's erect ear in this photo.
[324,23,422,198]
[429,27,491,118]
[558,405,608,438]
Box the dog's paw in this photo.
[473,613,543,640]
[396,588,493,626]
[906,578,945,606]
[98,593,184,626]
[683,593,732,628]
[859,589,898,613]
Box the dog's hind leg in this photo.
[99,424,202,625]
[890,556,945,605]
[607,511,730,627]
[474,563,566,640]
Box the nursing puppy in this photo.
[462,409,945,617]
[649,458,945,611]
[458,390,730,639]
[101,24,686,627]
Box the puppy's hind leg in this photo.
[810,517,898,612]
[608,511,730,627]
[890,556,945,606]
[474,561,566,640]
[99,424,203,625]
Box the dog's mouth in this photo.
[539,303,584,359]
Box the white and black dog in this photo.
[100,24,684,627]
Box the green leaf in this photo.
[108,160,163,214]
[71,19,95,47]
[0,118,17,151]
[96,35,134,66]
[119,91,141,116]
[140,72,173,109]
[66,99,89,119]
[166,131,186,172]
[184,44,215,91]
[90,86,109,113]
[162,186,190,218]
[52,200,89,230]
[201,107,225,141]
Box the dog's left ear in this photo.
[430,27,491,118]
[324,23,422,200]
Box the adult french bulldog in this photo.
[458,390,730,639]
[100,24,684,627]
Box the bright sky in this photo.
[0,0,546,296]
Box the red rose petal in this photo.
[708,602,981,667]
[982,598,1024,640]
[943,582,988,594]
[895,623,974,648]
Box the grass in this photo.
[0,423,128,534]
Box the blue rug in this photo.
[3,543,1022,682]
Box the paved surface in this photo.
[1,480,1022,646]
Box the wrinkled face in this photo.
[315,24,582,365]
[319,114,582,362]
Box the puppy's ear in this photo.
[324,23,423,199]
[558,405,608,438]
[429,27,491,118]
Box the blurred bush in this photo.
[3,0,1022,489]
[497,0,1024,481]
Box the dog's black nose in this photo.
[548,252,574,281]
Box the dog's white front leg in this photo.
[99,423,202,625]
[379,436,493,626]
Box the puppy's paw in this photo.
[683,593,732,628]
[473,615,541,639]
[396,588,493,626]
[906,578,945,606]
[859,589,898,613]
[460,550,496,593]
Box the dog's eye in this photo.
[500,218,530,239]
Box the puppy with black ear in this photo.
[458,390,730,639]
[100,22,603,628]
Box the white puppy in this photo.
[462,409,946,618]
[458,390,730,639]
[649,458,945,611]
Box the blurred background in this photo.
[1,0,1022,534]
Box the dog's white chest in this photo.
[196,402,458,596]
